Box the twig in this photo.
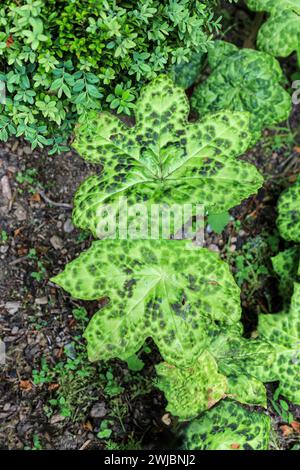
[38,190,73,209]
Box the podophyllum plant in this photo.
[271,177,300,305]
[277,176,300,243]
[246,0,300,65]
[51,75,294,447]
[52,239,242,366]
[71,76,263,237]
[191,40,292,143]
[254,282,300,405]
[0,0,221,151]
[155,322,273,419]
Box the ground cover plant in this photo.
[1,0,300,453]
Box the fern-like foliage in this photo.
[277,177,300,242]
[255,283,300,404]
[182,400,271,450]
[191,40,291,144]
[51,239,241,366]
[246,0,300,65]
[71,76,263,237]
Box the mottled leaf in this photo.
[51,240,241,366]
[182,400,271,450]
[207,323,273,407]
[277,178,300,242]
[72,76,263,237]
[170,52,205,89]
[155,351,227,420]
[256,283,300,404]
[192,40,291,144]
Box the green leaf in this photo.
[155,351,227,420]
[256,283,300,405]
[277,178,300,242]
[192,41,291,144]
[170,52,205,89]
[226,375,267,408]
[207,211,230,234]
[72,76,263,237]
[51,239,241,366]
[246,1,300,65]
[154,323,270,417]
[182,400,271,450]
[271,247,300,306]
[126,354,145,372]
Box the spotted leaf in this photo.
[277,178,300,243]
[155,351,227,420]
[72,75,263,237]
[246,0,300,65]
[51,240,241,366]
[182,400,271,450]
[207,323,273,407]
[191,41,291,144]
[256,283,300,404]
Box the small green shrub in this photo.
[0,0,221,151]
[51,239,242,366]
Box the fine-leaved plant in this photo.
[191,40,291,144]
